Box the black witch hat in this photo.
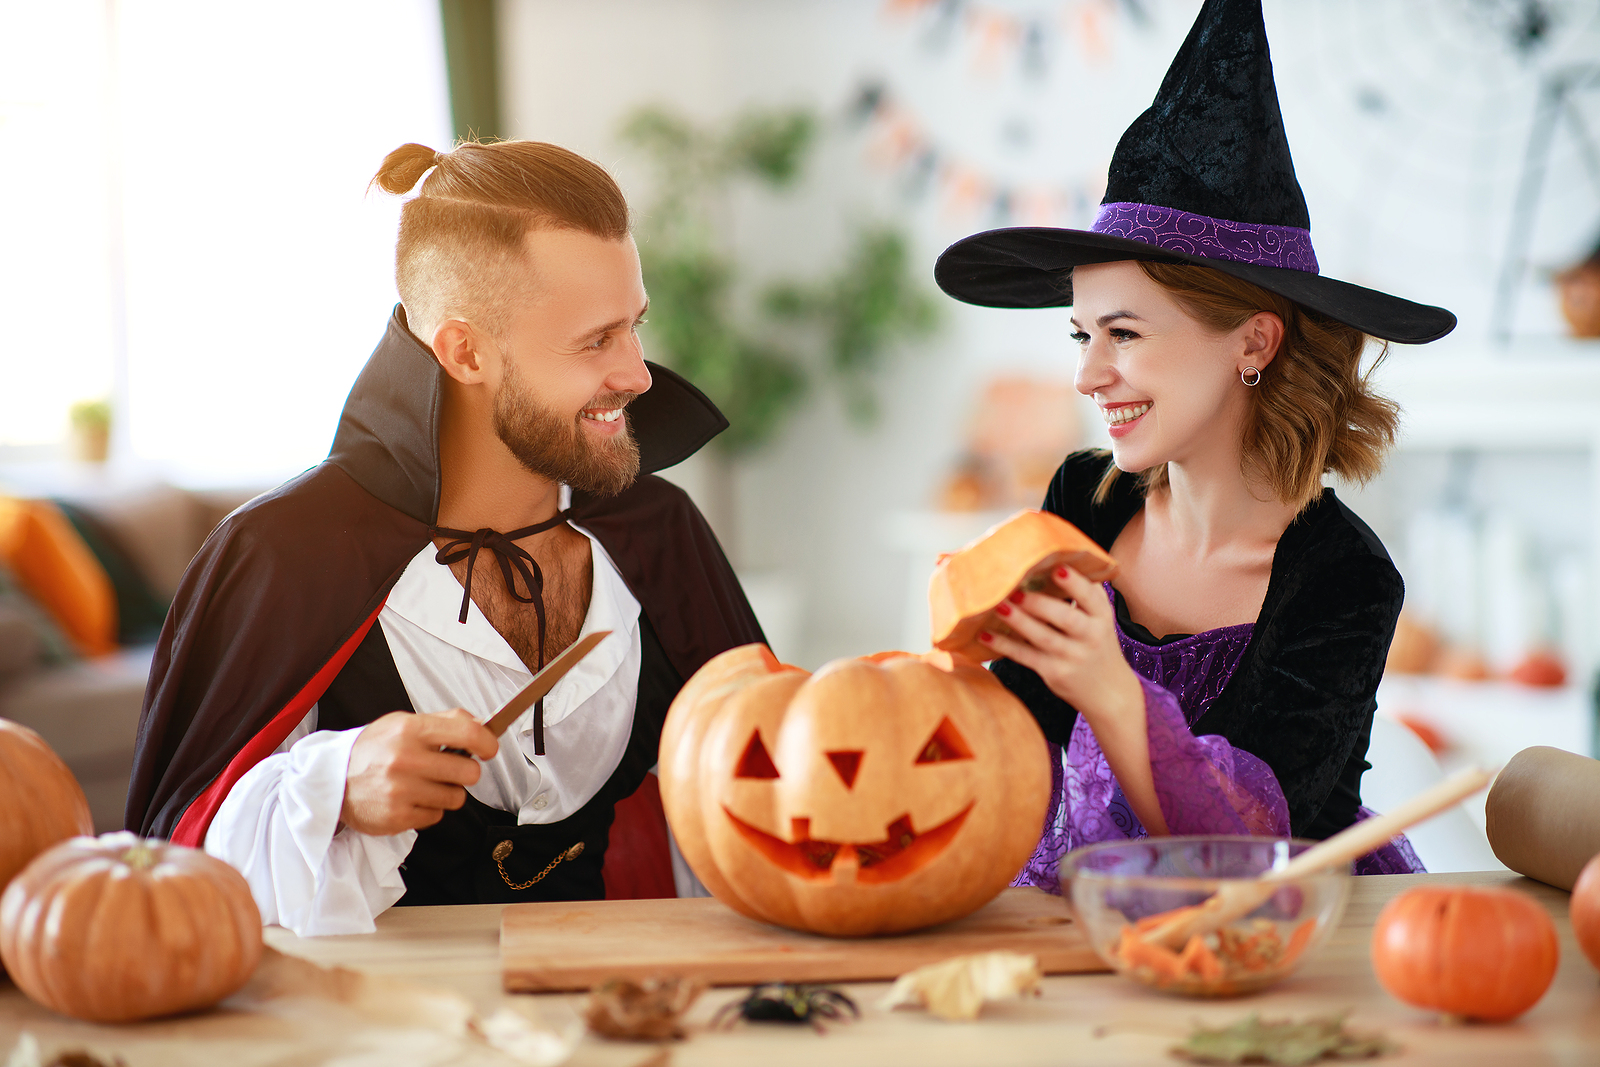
[934,0,1456,344]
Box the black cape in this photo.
[127,307,764,858]
[991,450,1403,839]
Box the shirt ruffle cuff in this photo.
[206,725,416,937]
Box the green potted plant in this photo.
[620,104,940,456]
[68,400,111,463]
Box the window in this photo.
[0,0,452,483]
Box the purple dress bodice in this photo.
[1011,584,1423,892]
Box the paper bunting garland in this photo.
[849,80,1106,228]
[882,0,1149,78]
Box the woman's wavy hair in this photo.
[1094,260,1399,513]
[371,141,629,340]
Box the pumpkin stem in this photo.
[122,839,159,870]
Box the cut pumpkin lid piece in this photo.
[928,509,1117,663]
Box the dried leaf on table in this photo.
[229,947,581,1066]
[478,1008,587,1063]
[236,946,478,1033]
[585,976,707,1040]
[1171,1013,1398,1065]
[879,951,1041,1021]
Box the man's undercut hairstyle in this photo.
[372,140,630,340]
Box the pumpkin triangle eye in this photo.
[735,729,780,779]
[825,750,864,788]
[915,717,973,763]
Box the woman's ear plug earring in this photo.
[1240,366,1262,387]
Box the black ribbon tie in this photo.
[430,508,573,755]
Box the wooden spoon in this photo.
[1138,765,1494,950]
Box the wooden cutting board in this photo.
[501,887,1107,992]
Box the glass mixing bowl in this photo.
[1061,836,1351,997]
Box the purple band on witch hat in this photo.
[1092,202,1319,274]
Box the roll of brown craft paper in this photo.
[1485,746,1600,890]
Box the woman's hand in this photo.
[979,565,1143,726]
[980,565,1169,836]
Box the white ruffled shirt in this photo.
[205,519,645,936]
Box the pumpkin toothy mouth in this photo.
[721,804,974,885]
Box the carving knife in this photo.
[442,629,612,755]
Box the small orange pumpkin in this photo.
[659,644,1050,936]
[0,718,93,897]
[929,509,1117,661]
[0,832,263,1022]
[1371,884,1559,1021]
[1571,851,1600,971]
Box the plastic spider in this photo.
[711,983,860,1032]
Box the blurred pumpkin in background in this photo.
[1436,646,1493,682]
[1557,254,1600,338]
[1508,649,1566,688]
[1384,614,1440,675]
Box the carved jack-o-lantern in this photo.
[659,644,1050,936]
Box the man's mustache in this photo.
[582,391,638,411]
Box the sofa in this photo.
[0,481,259,830]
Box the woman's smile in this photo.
[1101,400,1152,437]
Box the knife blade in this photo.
[441,629,612,755]
[484,629,611,737]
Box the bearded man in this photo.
[126,141,763,936]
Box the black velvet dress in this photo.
[992,450,1405,841]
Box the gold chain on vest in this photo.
[492,839,585,890]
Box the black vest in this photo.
[316,614,680,904]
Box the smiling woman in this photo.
[932,0,1458,889]
[1091,261,1399,513]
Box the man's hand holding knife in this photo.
[340,631,611,836]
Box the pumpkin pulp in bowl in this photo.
[1061,836,1350,997]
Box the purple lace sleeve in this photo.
[1350,806,1427,874]
[1141,676,1290,837]
[1011,677,1290,892]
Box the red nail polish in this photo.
[978,631,993,643]
[995,602,1012,617]
[1007,589,1025,604]
[1055,567,1069,579]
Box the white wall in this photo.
[497,0,1600,667]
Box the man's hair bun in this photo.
[377,138,630,339]
[372,143,444,195]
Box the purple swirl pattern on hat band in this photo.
[1092,202,1319,274]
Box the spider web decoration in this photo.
[1275,0,1600,341]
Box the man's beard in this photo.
[492,361,641,497]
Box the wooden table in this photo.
[2,872,1597,1066]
